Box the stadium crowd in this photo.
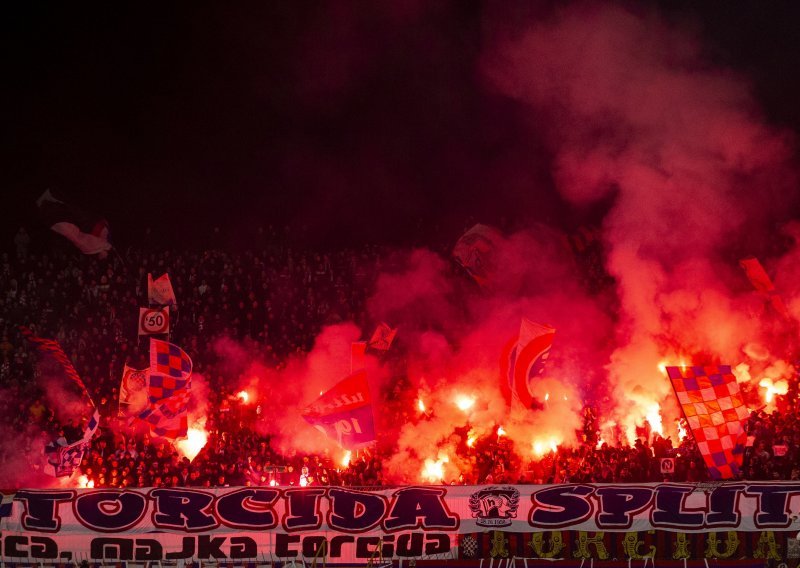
[0,226,798,488]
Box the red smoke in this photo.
[14,3,800,488]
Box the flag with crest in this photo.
[119,365,148,417]
[452,224,502,287]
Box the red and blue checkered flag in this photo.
[668,365,749,480]
[137,339,192,439]
[151,338,191,378]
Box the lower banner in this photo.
[2,484,800,563]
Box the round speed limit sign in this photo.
[139,307,169,335]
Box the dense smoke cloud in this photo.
[482,2,799,440]
[11,2,800,487]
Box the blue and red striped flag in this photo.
[22,328,100,476]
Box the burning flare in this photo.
[236,390,250,403]
[759,377,788,407]
[454,394,475,412]
[77,475,94,488]
[532,437,560,457]
[421,454,449,482]
[176,426,208,461]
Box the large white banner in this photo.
[1,483,799,563]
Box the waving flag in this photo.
[22,328,101,476]
[118,365,148,417]
[43,439,88,478]
[500,319,556,408]
[739,257,789,319]
[367,322,397,353]
[739,257,775,292]
[137,339,192,439]
[148,273,177,306]
[36,189,111,255]
[453,224,502,287]
[668,365,749,480]
[302,370,376,450]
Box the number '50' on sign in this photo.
[139,307,170,335]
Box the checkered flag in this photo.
[668,365,749,479]
[460,535,478,558]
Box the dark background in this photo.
[2,1,799,250]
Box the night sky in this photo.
[3,1,800,250]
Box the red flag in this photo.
[739,257,775,292]
[351,342,367,373]
[367,322,397,352]
[302,371,376,449]
[739,257,789,318]
[500,319,555,407]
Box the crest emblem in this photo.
[468,486,520,527]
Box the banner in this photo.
[0,484,799,563]
[138,307,170,335]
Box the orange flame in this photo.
[417,398,426,413]
[77,475,94,488]
[677,419,688,441]
[421,455,448,482]
[645,403,664,437]
[341,450,352,468]
[236,390,250,403]
[759,377,788,407]
[176,425,208,461]
[532,437,561,457]
[454,394,475,412]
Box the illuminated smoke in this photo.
[483,2,798,443]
